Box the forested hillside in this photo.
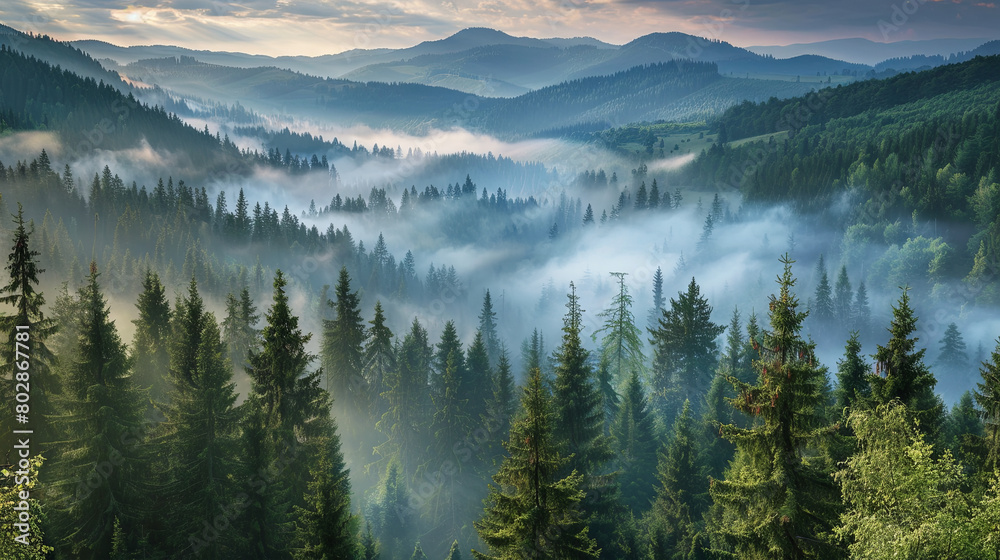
[688,54,1000,304]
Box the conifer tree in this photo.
[360,523,381,560]
[163,314,242,558]
[832,265,852,331]
[483,345,516,462]
[363,301,395,421]
[647,266,665,333]
[552,282,619,558]
[649,277,724,422]
[611,370,658,515]
[131,270,171,407]
[648,401,707,560]
[835,331,869,412]
[372,458,413,559]
[852,281,870,339]
[710,256,839,559]
[446,540,463,560]
[592,272,645,390]
[473,369,599,560]
[0,205,59,456]
[292,450,358,560]
[411,542,429,560]
[466,329,493,417]
[323,266,366,404]
[377,318,432,475]
[478,290,501,367]
[56,264,146,559]
[975,338,1000,470]
[936,322,970,389]
[812,254,833,333]
[868,288,944,441]
[221,286,259,372]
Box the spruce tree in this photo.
[466,329,493,418]
[446,540,463,560]
[482,345,516,463]
[936,322,970,392]
[647,266,665,333]
[0,205,59,457]
[377,318,432,475]
[131,270,171,408]
[852,281,870,340]
[56,264,146,559]
[812,254,833,333]
[832,265,852,331]
[473,369,599,560]
[649,277,725,422]
[363,301,395,422]
[592,272,645,390]
[221,286,259,372]
[411,542,429,560]
[648,400,707,560]
[868,288,944,441]
[292,450,358,560]
[835,331,869,412]
[322,266,365,403]
[710,256,839,559]
[552,282,619,558]
[478,290,501,367]
[163,314,242,558]
[611,370,658,515]
[975,338,1000,470]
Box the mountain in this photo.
[747,37,993,66]
[0,24,130,89]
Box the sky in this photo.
[2,0,999,56]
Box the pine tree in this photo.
[0,205,59,457]
[647,266,665,333]
[322,266,366,404]
[835,331,869,412]
[868,288,944,441]
[372,458,413,559]
[483,346,516,462]
[592,272,645,389]
[377,318,432,475]
[812,254,833,333]
[936,322,970,391]
[611,370,658,515]
[131,270,171,407]
[648,400,707,560]
[852,281,870,339]
[360,523,381,560]
[446,540,463,560]
[56,264,147,559]
[832,265,852,331]
[292,450,358,560]
[975,338,1000,470]
[473,369,599,560]
[479,290,501,367]
[221,286,259,372]
[649,277,725,423]
[240,270,330,558]
[363,301,395,422]
[466,329,493,417]
[552,282,619,558]
[163,313,242,558]
[710,256,839,559]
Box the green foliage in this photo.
[292,452,359,560]
[323,266,366,405]
[473,369,599,560]
[0,456,53,559]
[835,331,869,412]
[649,277,725,423]
[868,288,944,440]
[710,256,839,559]
[592,272,646,390]
[835,402,982,560]
[612,370,659,515]
[975,338,1000,471]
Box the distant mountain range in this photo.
[746,37,994,66]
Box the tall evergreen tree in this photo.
[852,281,871,340]
[936,322,970,391]
[0,205,59,455]
[292,449,358,560]
[835,331,869,412]
[483,345,516,462]
[363,301,395,422]
[55,264,146,559]
[473,369,599,560]
[131,270,171,407]
[377,318,432,475]
[832,265,852,331]
[163,314,242,558]
[592,272,645,389]
[478,290,501,367]
[649,277,725,422]
[466,329,493,418]
[552,282,619,558]
[710,256,840,559]
[812,254,833,333]
[648,400,707,560]
[322,266,366,404]
[975,338,1000,471]
[221,286,259,372]
[647,266,665,333]
[868,288,944,441]
[611,370,658,515]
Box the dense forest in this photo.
[4,22,1000,560]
